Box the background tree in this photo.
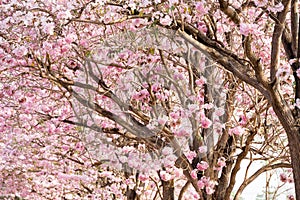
[0,0,299,199]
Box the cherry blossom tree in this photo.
[0,0,299,200]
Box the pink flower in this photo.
[197,161,209,171]
[239,115,248,126]
[254,0,268,7]
[229,126,244,136]
[162,147,173,155]
[288,195,295,200]
[138,174,149,182]
[170,111,180,120]
[280,173,287,183]
[297,68,300,78]
[295,99,300,109]
[173,168,183,178]
[205,186,215,195]
[197,21,207,33]
[12,46,28,58]
[152,83,160,92]
[197,180,205,189]
[57,10,72,19]
[158,115,168,125]
[201,117,212,129]
[174,128,189,137]
[217,157,226,167]
[169,0,179,4]
[200,176,209,184]
[215,157,226,171]
[191,169,198,179]
[195,2,208,15]
[268,3,284,13]
[160,15,172,26]
[65,34,76,44]
[195,77,206,86]
[203,103,214,109]
[240,23,260,36]
[132,18,148,27]
[160,171,172,181]
[186,151,197,162]
[289,58,298,65]
[198,146,207,153]
[43,22,55,35]
[215,107,225,117]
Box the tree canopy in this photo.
[0,0,299,199]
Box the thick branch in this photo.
[219,0,241,24]
[291,0,299,55]
[234,163,291,200]
[270,0,291,83]
[177,30,271,100]
[225,131,256,199]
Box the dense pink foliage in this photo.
[0,0,298,199]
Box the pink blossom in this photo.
[160,15,172,26]
[65,34,76,44]
[268,3,284,13]
[43,22,55,35]
[240,23,260,36]
[57,10,72,19]
[188,104,198,113]
[190,169,198,179]
[169,0,179,4]
[198,146,207,153]
[280,173,288,183]
[200,176,209,184]
[217,157,226,167]
[158,115,168,125]
[186,151,197,162]
[239,115,248,126]
[174,72,184,80]
[215,107,225,117]
[138,174,149,182]
[295,99,300,109]
[195,2,208,15]
[203,103,214,109]
[289,58,298,65]
[152,83,160,92]
[160,171,172,181]
[132,18,148,27]
[12,46,28,58]
[162,146,173,155]
[173,168,183,178]
[229,126,245,136]
[205,186,215,195]
[215,157,226,171]
[254,0,268,7]
[195,77,206,86]
[297,68,300,78]
[288,195,295,200]
[201,117,212,129]
[197,180,205,189]
[174,128,189,137]
[197,161,209,171]
[163,154,177,167]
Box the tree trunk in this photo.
[270,89,300,199]
[287,128,300,199]
[162,179,174,200]
[126,187,137,200]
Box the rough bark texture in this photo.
[162,180,174,200]
[176,10,300,197]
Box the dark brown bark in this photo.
[126,188,137,200]
[162,179,174,200]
